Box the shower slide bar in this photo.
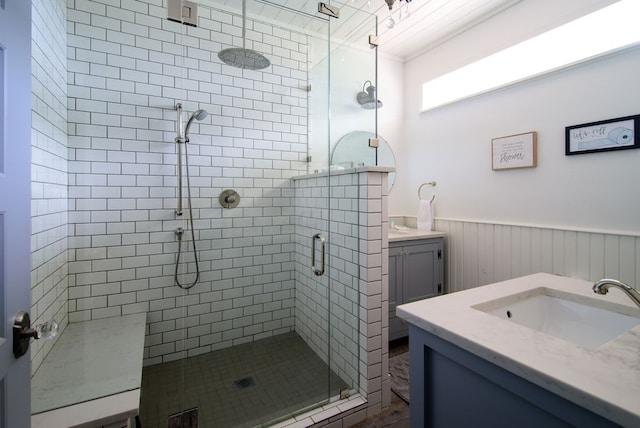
[175,102,208,216]
[312,233,326,276]
[175,103,186,216]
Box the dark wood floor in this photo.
[350,338,410,428]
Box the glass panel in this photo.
[328,2,377,398]
[309,2,380,173]
[332,131,396,191]
[308,20,331,174]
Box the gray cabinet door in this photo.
[389,238,443,341]
[402,241,442,303]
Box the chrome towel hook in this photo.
[418,181,436,203]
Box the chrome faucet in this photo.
[593,279,640,309]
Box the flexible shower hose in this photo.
[175,139,200,289]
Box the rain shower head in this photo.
[357,80,383,110]
[218,48,271,70]
[217,0,270,70]
[184,109,208,138]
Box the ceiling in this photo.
[338,0,523,61]
[197,0,524,62]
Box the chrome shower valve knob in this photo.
[219,189,240,209]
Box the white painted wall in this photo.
[394,0,640,234]
[377,54,404,192]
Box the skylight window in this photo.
[421,0,640,112]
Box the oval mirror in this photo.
[331,131,396,192]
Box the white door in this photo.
[0,0,33,426]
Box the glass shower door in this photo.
[303,0,379,404]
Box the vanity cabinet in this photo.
[389,237,443,341]
[406,325,619,427]
[396,273,638,427]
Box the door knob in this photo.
[13,311,58,358]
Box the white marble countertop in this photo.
[31,313,147,417]
[397,273,640,427]
[388,228,446,242]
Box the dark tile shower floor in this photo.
[139,332,349,427]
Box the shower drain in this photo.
[234,376,255,389]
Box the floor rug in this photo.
[389,352,410,403]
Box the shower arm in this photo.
[175,103,185,216]
[242,0,246,50]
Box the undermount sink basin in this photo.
[473,287,640,349]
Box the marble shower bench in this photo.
[31,313,147,428]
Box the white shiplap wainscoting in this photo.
[436,219,640,293]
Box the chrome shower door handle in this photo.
[311,233,326,276]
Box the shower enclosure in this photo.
[129,0,376,426]
[65,0,379,425]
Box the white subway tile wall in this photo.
[66,0,309,364]
[31,0,70,375]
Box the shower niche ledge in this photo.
[295,165,395,179]
[31,313,147,428]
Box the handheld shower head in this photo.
[192,109,208,121]
[184,109,208,138]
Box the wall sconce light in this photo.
[357,80,383,109]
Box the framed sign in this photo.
[565,114,639,155]
[492,131,537,171]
